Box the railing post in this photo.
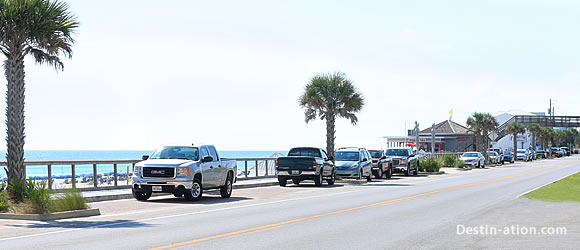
[127,166,130,185]
[265,160,268,176]
[47,164,52,190]
[255,160,258,177]
[113,163,118,186]
[93,163,98,188]
[71,164,76,189]
[244,160,248,178]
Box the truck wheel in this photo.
[327,171,335,185]
[184,179,203,201]
[278,176,287,187]
[414,162,419,175]
[366,171,372,182]
[132,189,151,201]
[220,174,233,198]
[405,165,410,176]
[173,193,183,198]
[292,179,301,185]
[375,168,383,179]
[314,173,323,187]
[386,165,392,178]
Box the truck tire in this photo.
[366,171,372,182]
[220,174,233,198]
[405,165,410,176]
[314,173,323,187]
[414,161,419,175]
[278,176,287,187]
[184,179,203,201]
[375,168,383,179]
[132,189,151,201]
[386,164,392,178]
[327,170,335,185]
[292,179,301,185]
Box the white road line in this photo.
[517,170,579,197]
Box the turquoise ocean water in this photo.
[0,150,287,180]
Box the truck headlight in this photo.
[134,166,142,176]
[176,167,190,176]
[401,159,407,165]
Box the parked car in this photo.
[460,152,485,168]
[368,150,392,179]
[503,150,515,163]
[488,148,504,164]
[384,147,419,176]
[487,151,502,164]
[530,150,537,160]
[536,150,547,159]
[275,147,335,187]
[516,149,531,161]
[550,147,563,157]
[334,147,373,181]
[132,145,237,201]
[560,147,571,156]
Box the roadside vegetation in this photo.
[419,158,441,173]
[522,173,580,202]
[466,112,498,158]
[0,180,88,214]
[440,155,464,168]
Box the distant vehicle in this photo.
[132,145,237,201]
[334,147,373,181]
[368,150,392,179]
[550,147,563,158]
[275,147,335,187]
[560,147,571,156]
[516,149,531,161]
[530,150,537,160]
[384,147,419,176]
[536,150,547,159]
[487,151,502,164]
[488,148,504,164]
[503,150,515,163]
[460,152,485,168]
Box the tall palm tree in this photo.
[299,72,364,158]
[466,112,497,157]
[506,122,525,160]
[480,113,498,157]
[0,0,78,184]
[466,113,484,153]
[527,123,542,151]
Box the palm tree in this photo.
[527,123,541,151]
[0,0,78,184]
[506,122,525,160]
[466,112,497,158]
[299,72,364,158]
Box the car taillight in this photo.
[313,161,317,166]
[275,160,278,166]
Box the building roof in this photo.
[419,120,470,135]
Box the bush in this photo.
[0,190,9,212]
[441,155,458,167]
[29,182,50,214]
[455,159,465,168]
[8,180,27,202]
[50,189,88,213]
[419,158,442,173]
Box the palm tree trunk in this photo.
[513,133,517,160]
[325,112,336,159]
[5,56,26,184]
[483,131,488,159]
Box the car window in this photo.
[149,146,199,160]
[335,151,359,161]
[321,150,327,159]
[200,146,209,158]
[385,149,408,156]
[208,146,219,161]
[288,148,322,157]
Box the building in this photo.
[383,120,474,152]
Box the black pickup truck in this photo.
[275,147,335,187]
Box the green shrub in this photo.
[8,180,27,202]
[419,158,442,172]
[441,155,458,167]
[0,190,9,212]
[29,182,50,214]
[455,159,465,168]
[50,189,88,213]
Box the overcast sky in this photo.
[0,0,579,151]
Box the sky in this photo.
[0,0,579,151]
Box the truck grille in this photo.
[143,167,174,178]
[392,160,399,165]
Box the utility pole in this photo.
[415,121,420,153]
[431,123,436,154]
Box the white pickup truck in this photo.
[132,145,237,201]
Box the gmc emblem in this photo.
[151,170,165,175]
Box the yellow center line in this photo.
[151,159,580,250]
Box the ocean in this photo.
[0,150,287,179]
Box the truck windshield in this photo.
[149,146,199,160]
[288,148,321,157]
[385,149,408,156]
[369,151,382,158]
[462,153,478,157]
[335,152,359,161]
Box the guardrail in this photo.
[0,157,278,190]
[430,152,464,159]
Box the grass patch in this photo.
[50,189,88,213]
[522,172,580,202]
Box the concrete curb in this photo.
[419,171,446,175]
[0,208,101,221]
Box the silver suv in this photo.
[334,147,373,181]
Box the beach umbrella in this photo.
[1,177,7,181]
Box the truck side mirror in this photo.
[328,156,334,161]
[381,156,387,160]
[142,154,149,160]
[202,155,214,162]
[362,158,368,162]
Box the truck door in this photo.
[200,146,217,188]
[208,146,226,186]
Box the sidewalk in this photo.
[77,177,279,203]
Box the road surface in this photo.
[0,156,579,249]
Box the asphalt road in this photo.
[1,156,579,249]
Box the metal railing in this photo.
[0,157,278,191]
